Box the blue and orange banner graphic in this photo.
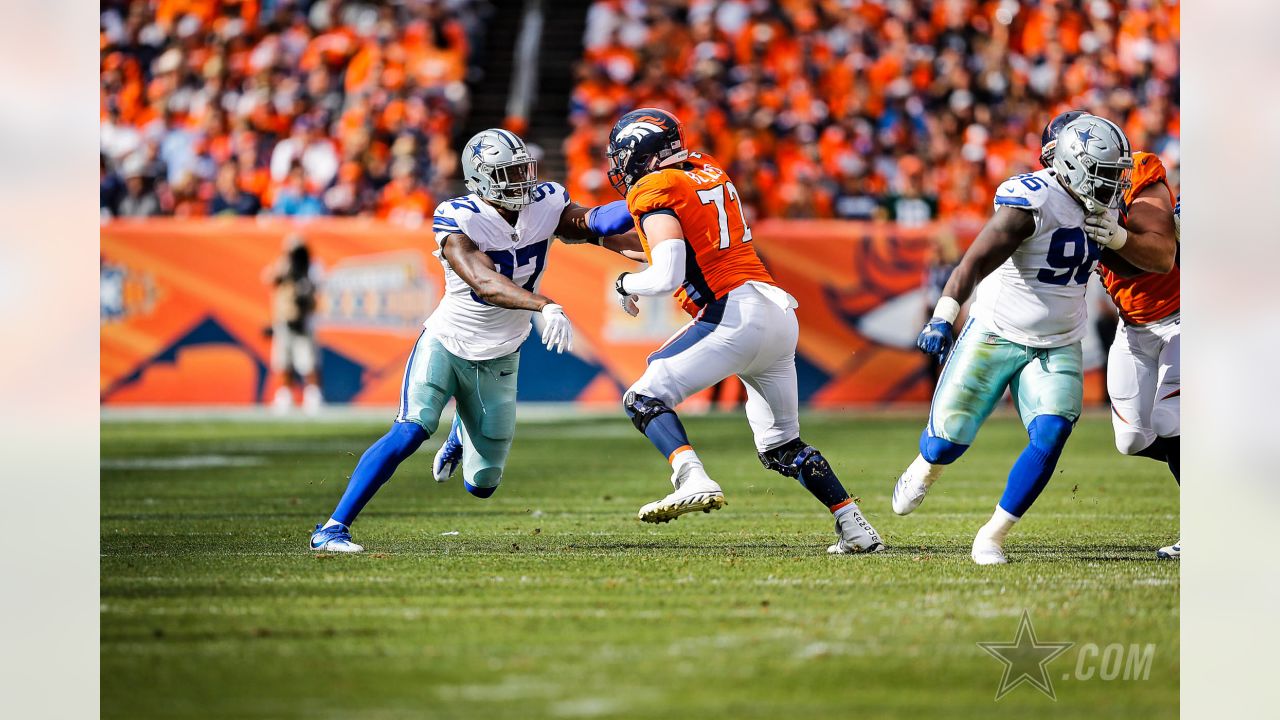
[100,218,1107,407]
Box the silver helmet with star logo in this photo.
[461,128,538,210]
[1051,115,1134,214]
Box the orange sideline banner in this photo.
[100,218,1105,407]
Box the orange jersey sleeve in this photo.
[1099,151,1179,324]
[626,153,775,317]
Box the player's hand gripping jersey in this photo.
[625,152,775,317]
[1098,152,1180,325]
[969,167,1104,348]
[428,181,570,359]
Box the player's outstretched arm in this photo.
[617,213,687,297]
[917,206,1034,361]
[556,200,647,261]
[1084,184,1177,273]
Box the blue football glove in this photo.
[916,318,954,362]
[586,200,635,237]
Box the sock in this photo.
[978,506,1020,543]
[643,411,693,460]
[905,454,946,487]
[330,422,428,526]
[670,447,701,475]
[998,415,1071,517]
[1136,436,1180,484]
[322,518,344,529]
[796,449,852,510]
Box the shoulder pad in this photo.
[993,172,1053,210]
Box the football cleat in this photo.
[891,471,932,515]
[637,465,725,523]
[971,532,1008,565]
[827,504,886,554]
[310,523,364,553]
[1156,540,1181,559]
[432,417,463,483]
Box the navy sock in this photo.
[331,422,427,526]
[998,415,1072,517]
[643,411,692,460]
[1136,436,1180,484]
[797,451,852,510]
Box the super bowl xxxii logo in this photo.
[317,251,435,331]
[978,611,1157,701]
[100,259,158,323]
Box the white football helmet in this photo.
[1052,115,1133,214]
[461,128,537,211]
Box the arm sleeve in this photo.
[621,239,686,296]
[585,200,635,236]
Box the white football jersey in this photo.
[970,168,1110,348]
[426,181,570,360]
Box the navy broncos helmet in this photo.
[606,108,689,196]
[1039,109,1091,168]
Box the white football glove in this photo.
[539,304,574,354]
[1083,212,1128,250]
[619,293,639,317]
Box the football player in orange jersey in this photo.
[1042,112,1181,559]
[602,108,884,554]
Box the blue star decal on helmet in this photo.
[1075,127,1097,150]
[470,139,489,161]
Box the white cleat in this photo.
[971,533,1008,565]
[637,466,725,524]
[271,386,293,415]
[827,503,886,554]
[310,523,364,553]
[1156,540,1181,559]
[891,472,932,515]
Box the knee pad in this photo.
[919,431,968,465]
[464,468,502,499]
[1028,415,1073,452]
[1115,430,1155,456]
[386,421,428,459]
[623,391,675,434]
[759,437,827,478]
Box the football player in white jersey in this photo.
[889,115,1134,564]
[310,128,637,552]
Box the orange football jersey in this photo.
[626,152,775,317]
[1098,151,1180,325]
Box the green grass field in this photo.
[101,411,1178,719]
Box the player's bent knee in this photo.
[464,469,502,499]
[623,391,675,434]
[1152,406,1180,439]
[1114,429,1154,455]
[384,421,428,459]
[1028,415,1073,452]
[919,431,968,465]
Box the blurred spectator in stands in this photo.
[99,0,486,219]
[101,155,125,219]
[209,161,262,216]
[117,154,161,218]
[570,0,1180,220]
[378,157,434,228]
[272,164,326,217]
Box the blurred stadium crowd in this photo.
[100,0,489,222]
[566,0,1180,219]
[100,0,1179,224]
